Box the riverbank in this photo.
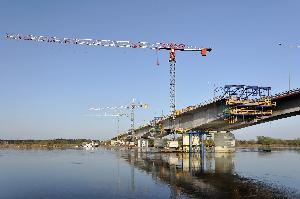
[2,143,300,151]
[0,144,78,149]
[236,144,300,149]
[0,139,98,149]
[236,136,300,147]
[2,137,300,151]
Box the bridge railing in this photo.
[272,88,300,99]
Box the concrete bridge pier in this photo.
[187,132,206,173]
[212,131,235,153]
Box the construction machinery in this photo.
[220,85,276,124]
[149,116,164,136]
[5,33,212,134]
[89,98,148,137]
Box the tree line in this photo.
[0,139,97,147]
[237,136,300,146]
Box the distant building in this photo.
[167,141,178,149]
[110,140,125,146]
[137,139,148,148]
[110,140,118,146]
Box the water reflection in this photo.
[121,149,287,199]
[1,148,298,199]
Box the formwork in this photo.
[221,85,276,124]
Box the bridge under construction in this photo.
[114,86,300,151]
[5,33,300,152]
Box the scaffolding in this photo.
[222,85,276,124]
[149,117,164,135]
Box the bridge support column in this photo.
[213,131,235,153]
[201,134,205,172]
[189,133,192,154]
[188,131,206,173]
[201,134,205,158]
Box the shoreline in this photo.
[1,145,300,151]
[0,144,79,150]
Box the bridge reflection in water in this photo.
[121,150,283,199]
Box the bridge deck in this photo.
[117,88,300,139]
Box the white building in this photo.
[137,139,148,148]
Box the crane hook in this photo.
[156,48,160,66]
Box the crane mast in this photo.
[5,33,212,135]
[89,98,148,136]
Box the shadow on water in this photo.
[120,149,297,199]
[69,161,84,165]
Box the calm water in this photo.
[0,148,299,199]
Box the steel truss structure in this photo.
[223,85,271,99]
[220,85,276,124]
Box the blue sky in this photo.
[0,0,300,140]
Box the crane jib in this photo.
[5,33,210,52]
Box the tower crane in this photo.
[5,33,212,134]
[89,98,148,136]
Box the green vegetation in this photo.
[205,139,214,147]
[0,139,97,149]
[148,139,154,147]
[237,136,300,147]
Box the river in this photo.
[0,148,299,199]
